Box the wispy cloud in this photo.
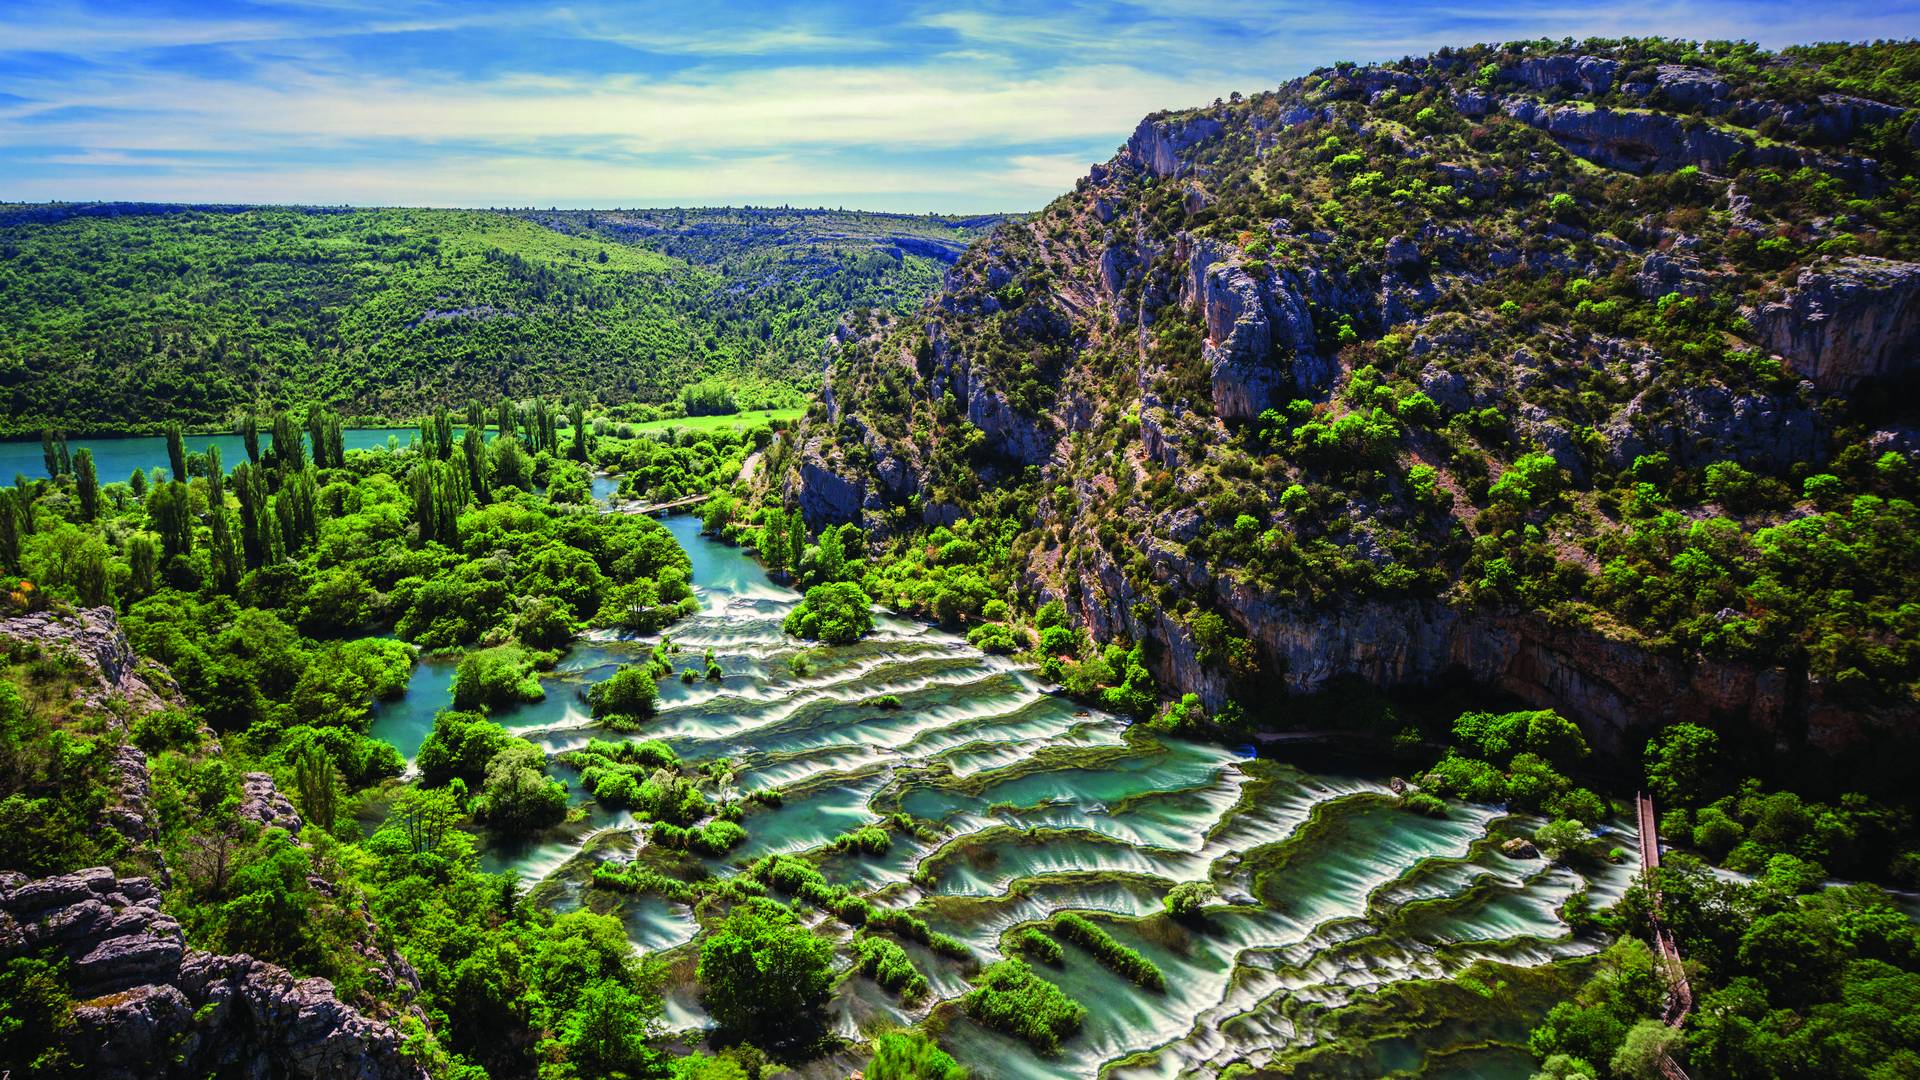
[0,0,1914,212]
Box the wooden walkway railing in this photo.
[1636,791,1694,1080]
[608,492,710,516]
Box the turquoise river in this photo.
[365,512,1641,1079]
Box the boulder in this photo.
[1501,837,1542,860]
[239,772,304,836]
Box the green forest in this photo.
[3,30,1920,1080]
[0,205,997,435]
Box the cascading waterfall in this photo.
[370,513,1631,1079]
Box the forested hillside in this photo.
[767,37,1920,780]
[0,205,1000,435]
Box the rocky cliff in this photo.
[771,39,1920,764]
[0,608,427,1078]
[0,867,426,1080]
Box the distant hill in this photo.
[0,203,1005,435]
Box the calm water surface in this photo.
[0,429,422,483]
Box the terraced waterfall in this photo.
[371,513,1641,1078]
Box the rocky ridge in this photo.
[774,40,1920,763]
[0,867,425,1080]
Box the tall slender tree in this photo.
[786,512,807,576]
[208,503,241,594]
[128,467,147,498]
[240,415,261,464]
[294,746,339,833]
[149,481,194,560]
[0,488,23,573]
[462,426,492,505]
[496,398,517,444]
[165,422,187,481]
[74,448,101,522]
[126,534,157,597]
[232,463,267,569]
[277,468,320,555]
[568,401,591,461]
[205,444,225,505]
[760,507,790,578]
[269,411,306,472]
[422,408,455,461]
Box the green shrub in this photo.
[587,664,659,722]
[1054,913,1164,989]
[854,936,929,1001]
[961,959,1086,1053]
[451,644,546,711]
[1013,926,1063,963]
[783,582,876,644]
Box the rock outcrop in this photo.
[240,771,306,836]
[0,868,426,1080]
[0,607,184,844]
[0,606,178,716]
[1752,257,1920,390]
[1125,115,1224,179]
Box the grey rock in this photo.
[1635,251,1720,300]
[1125,114,1224,179]
[1648,65,1730,109]
[1750,256,1920,391]
[4,867,425,1080]
[239,772,304,836]
[1385,234,1422,271]
[1499,55,1618,96]
[1501,836,1542,860]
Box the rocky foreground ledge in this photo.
[0,866,425,1080]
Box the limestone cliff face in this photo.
[0,868,426,1080]
[784,43,1920,759]
[1752,257,1920,391]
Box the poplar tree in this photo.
[787,513,807,576]
[761,507,790,577]
[232,462,268,569]
[270,411,307,472]
[241,414,261,464]
[129,467,147,498]
[0,488,22,573]
[208,503,241,594]
[569,401,591,461]
[462,426,492,505]
[74,448,101,522]
[205,445,225,505]
[423,408,455,461]
[166,422,187,481]
[277,469,320,555]
[496,398,517,444]
[149,481,194,559]
[126,534,157,597]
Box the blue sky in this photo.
[0,1,1914,212]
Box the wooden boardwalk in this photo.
[1637,791,1694,1080]
[608,492,710,516]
